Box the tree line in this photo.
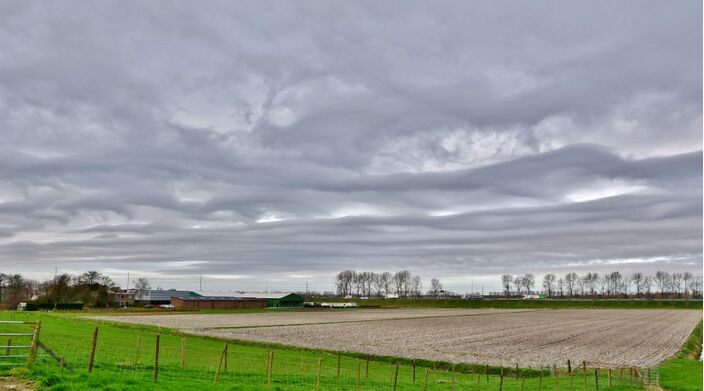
[335,270,425,297]
[0,271,120,308]
[501,271,703,298]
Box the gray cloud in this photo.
[0,1,701,292]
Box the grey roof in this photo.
[135,290,191,301]
[193,291,301,300]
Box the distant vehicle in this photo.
[523,294,544,300]
[157,304,175,309]
[344,295,353,299]
[17,302,27,311]
[360,296,369,300]
[384,294,399,299]
[143,304,155,308]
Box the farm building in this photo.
[171,296,267,310]
[192,291,305,308]
[135,289,191,305]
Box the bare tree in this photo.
[371,272,384,296]
[642,276,653,295]
[654,271,670,294]
[0,273,7,304]
[583,273,599,296]
[606,272,622,296]
[576,275,586,296]
[620,276,631,296]
[501,274,512,298]
[410,276,422,297]
[512,276,522,296]
[542,274,556,298]
[521,273,535,294]
[564,272,578,297]
[670,273,683,295]
[393,270,412,297]
[683,272,693,297]
[380,272,392,296]
[134,277,151,300]
[557,278,564,297]
[631,272,644,296]
[429,278,443,298]
[690,276,703,297]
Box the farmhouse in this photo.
[189,291,305,308]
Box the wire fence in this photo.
[0,312,658,390]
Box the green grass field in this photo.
[659,321,703,391]
[0,309,696,390]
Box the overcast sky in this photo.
[0,1,701,293]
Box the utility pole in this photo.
[306,282,309,295]
[126,272,130,290]
[54,266,57,279]
[199,274,202,291]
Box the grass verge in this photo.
[659,320,702,391]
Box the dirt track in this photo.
[190,309,700,368]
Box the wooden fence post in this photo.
[6,338,11,356]
[594,368,598,391]
[26,320,41,365]
[608,369,611,387]
[539,367,543,391]
[515,363,519,380]
[413,361,416,382]
[28,320,41,365]
[268,351,274,387]
[223,343,228,372]
[485,364,489,381]
[451,365,456,391]
[393,364,399,391]
[60,356,65,374]
[499,368,504,391]
[423,369,429,391]
[476,371,481,391]
[521,376,526,391]
[213,346,225,385]
[88,326,98,373]
[567,359,571,374]
[153,334,160,383]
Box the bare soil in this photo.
[190,309,700,368]
[89,308,524,329]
